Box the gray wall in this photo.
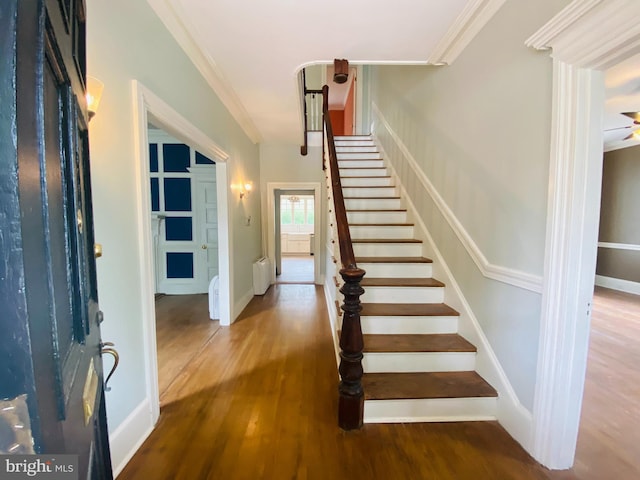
[369,0,570,410]
[597,145,640,282]
[87,0,261,435]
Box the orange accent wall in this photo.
[329,110,344,136]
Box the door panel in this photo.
[5,0,113,477]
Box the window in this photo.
[280,195,314,229]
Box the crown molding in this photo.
[428,0,507,65]
[526,0,640,69]
[146,0,262,144]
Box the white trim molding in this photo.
[597,241,640,252]
[109,398,154,477]
[372,102,543,293]
[526,0,640,469]
[428,0,508,65]
[131,80,233,437]
[146,0,261,144]
[595,275,640,295]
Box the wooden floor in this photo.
[122,284,575,480]
[571,286,640,479]
[155,294,221,401]
[275,255,314,284]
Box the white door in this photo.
[194,172,218,291]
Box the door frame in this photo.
[526,0,640,469]
[132,81,232,423]
[267,182,322,285]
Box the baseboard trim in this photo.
[110,398,155,478]
[231,287,255,324]
[595,275,640,295]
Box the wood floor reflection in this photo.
[121,285,570,480]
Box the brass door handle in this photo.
[202,244,208,249]
[94,243,103,258]
[100,342,119,392]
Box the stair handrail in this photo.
[321,84,366,430]
[300,68,323,156]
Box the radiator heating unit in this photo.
[252,257,271,295]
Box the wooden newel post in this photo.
[338,265,366,430]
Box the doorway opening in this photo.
[146,123,223,401]
[276,192,315,284]
[132,81,232,424]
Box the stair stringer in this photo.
[374,137,533,450]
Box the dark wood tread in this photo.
[363,371,497,400]
[360,303,459,317]
[361,277,444,288]
[351,238,421,243]
[363,333,476,353]
[342,176,391,179]
[347,209,407,213]
[339,167,386,170]
[356,256,431,263]
[343,186,395,189]
[344,196,401,200]
[336,159,384,164]
[350,223,414,227]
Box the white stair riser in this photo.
[339,159,384,168]
[350,225,414,239]
[341,177,394,187]
[362,352,476,373]
[336,146,379,153]
[345,198,402,210]
[337,152,382,160]
[363,397,497,423]
[335,141,376,148]
[353,242,421,257]
[340,168,388,177]
[361,286,444,303]
[347,211,407,223]
[358,262,432,278]
[361,315,458,335]
[343,187,398,198]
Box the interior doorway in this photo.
[266,182,322,286]
[276,192,315,284]
[147,124,219,295]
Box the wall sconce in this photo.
[239,182,253,199]
[86,76,104,120]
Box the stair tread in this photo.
[361,303,459,316]
[344,196,401,199]
[350,223,414,227]
[361,277,444,287]
[363,371,497,400]
[343,186,395,189]
[342,176,392,179]
[347,209,407,212]
[363,333,476,353]
[356,256,431,263]
[351,238,421,243]
[340,167,386,170]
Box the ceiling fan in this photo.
[605,112,640,140]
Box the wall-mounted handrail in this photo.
[321,84,366,430]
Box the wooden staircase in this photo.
[334,135,498,423]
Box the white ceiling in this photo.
[148,0,640,151]
[604,52,640,151]
[150,0,477,144]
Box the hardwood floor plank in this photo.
[121,285,569,479]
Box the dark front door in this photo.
[0,0,112,478]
